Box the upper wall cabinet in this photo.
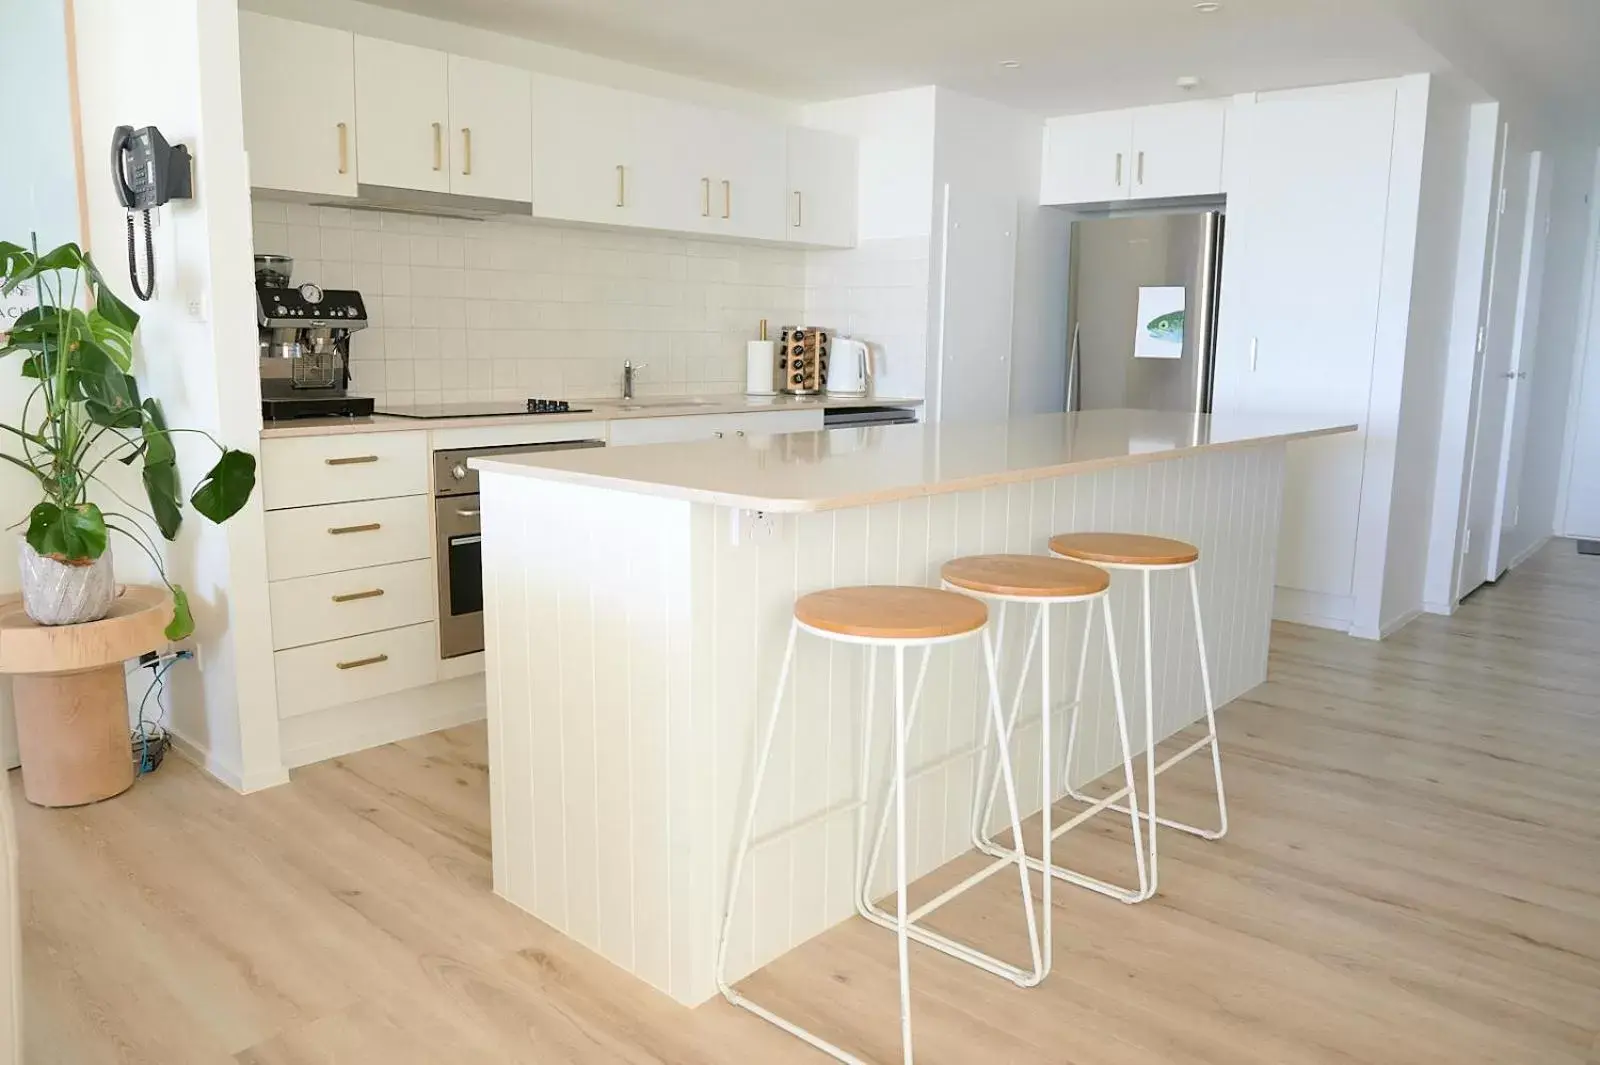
[1040,99,1228,205]
[354,37,452,194]
[785,127,858,248]
[239,13,358,197]
[531,75,674,229]
[685,109,788,241]
[447,55,533,203]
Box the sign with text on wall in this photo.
[1134,285,1185,360]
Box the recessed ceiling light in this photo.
[1194,1,1222,11]
[999,59,1022,69]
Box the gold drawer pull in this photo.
[336,653,389,671]
[432,122,443,171]
[325,455,378,466]
[331,588,385,603]
[337,122,349,175]
[329,522,381,535]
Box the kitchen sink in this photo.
[612,397,723,411]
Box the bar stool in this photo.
[1049,532,1229,901]
[946,555,1152,912]
[717,585,1043,1065]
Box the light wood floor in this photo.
[18,540,1600,1063]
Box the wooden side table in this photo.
[0,586,171,807]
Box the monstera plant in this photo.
[0,238,256,639]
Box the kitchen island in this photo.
[473,409,1354,1006]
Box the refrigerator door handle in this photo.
[1066,323,1082,412]
[1250,337,1260,372]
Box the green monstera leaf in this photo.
[165,584,195,641]
[191,449,257,524]
[25,501,109,563]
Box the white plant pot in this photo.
[17,540,116,627]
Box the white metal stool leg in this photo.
[858,627,1046,987]
[973,593,1151,904]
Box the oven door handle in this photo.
[454,508,482,518]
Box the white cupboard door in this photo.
[786,127,858,247]
[1129,100,1227,199]
[1040,111,1132,204]
[354,36,450,193]
[1215,84,1397,602]
[448,55,532,203]
[531,75,645,226]
[626,93,710,233]
[714,113,788,241]
[239,13,357,197]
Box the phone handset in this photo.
[109,125,192,302]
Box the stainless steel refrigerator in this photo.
[1065,210,1224,413]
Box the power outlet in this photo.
[729,509,779,546]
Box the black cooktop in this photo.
[376,398,593,419]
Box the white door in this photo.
[354,36,450,193]
[448,55,532,203]
[238,13,357,197]
[1459,124,1529,598]
[712,112,787,241]
[529,75,640,226]
[1214,84,1397,604]
[785,126,858,248]
[1128,100,1227,200]
[1040,111,1133,204]
[934,184,1017,423]
[1490,151,1553,574]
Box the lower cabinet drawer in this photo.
[274,623,438,719]
[268,559,435,651]
[265,495,431,581]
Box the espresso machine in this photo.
[256,254,376,420]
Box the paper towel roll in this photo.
[746,340,777,396]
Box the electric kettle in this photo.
[827,337,872,396]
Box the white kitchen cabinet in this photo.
[1041,110,1134,204]
[607,409,824,446]
[786,126,858,247]
[1127,100,1227,199]
[1040,100,1227,205]
[239,13,357,197]
[691,110,787,241]
[1214,82,1398,603]
[447,55,532,203]
[354,36,451,193]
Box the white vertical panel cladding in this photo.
[484,445,1288,1007]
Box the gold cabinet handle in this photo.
[337,122,349,175]
[701,177,711,217]
[462,127,473,176]
[432,122,443,171]
[1115,152,1123,186]
[331,588,385,604]
[722,179,731,219]
[1137,150,1145,184]
[793,190,803,228]
[336,653,389,671]
[616,164,625,207]
[328,522,381,535]
[325,454,378,466]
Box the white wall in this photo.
[73,0,286,791]
[1378,78,1473,632]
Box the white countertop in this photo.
[471,409,1357,512]
[258,393,919,438]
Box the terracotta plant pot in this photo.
[17,540,116,627]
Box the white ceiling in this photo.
[363,0,1600,123]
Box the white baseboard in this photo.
[1503,535,1551,574]
[1379,608,1423,639]
[1423,598,1456,616]
[279,674,487,769]
[1272,587,1354,633]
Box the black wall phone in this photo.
[110,125,192,301]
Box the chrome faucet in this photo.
[622,360,645,400]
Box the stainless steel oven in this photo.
[433,439,605,658]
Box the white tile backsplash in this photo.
[254,198,807,408]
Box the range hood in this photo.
[305,184,533,222]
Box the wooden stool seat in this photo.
[941,554,1110,599]
[794,586,987,641]
[1049,532,1200,567]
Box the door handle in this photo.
[432,122,443,171]
[336,653,389,671]
[332,588,385,603]
[337,122,349,175]
[325,455,378,466]
[328,522,381,535]
[462,127,473,176]
[1249,338,1259,372]
[701,177,711,217]
[793,190,803,228]
[722,179,731,220]
[1137,150,1145,184]
[455,508,482,518]
[616,164,626,207]
[1115,152,1123,187]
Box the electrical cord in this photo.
[126,209,155,302]
[132,650,189,775]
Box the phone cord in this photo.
[127,210,156,302]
